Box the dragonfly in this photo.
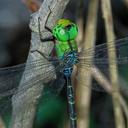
[0,19,128,128]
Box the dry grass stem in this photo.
[76,0,99,128]
[76,0,84,51]
[91,65,111,94]
[101,0,125,128]
[91,66,128,122]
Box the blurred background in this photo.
[0,0,31,67]
[0,0,128,128]
[1,0,128,66]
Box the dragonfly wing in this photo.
[0,58,63,97]
[0,63,25,96]
[77,37,128,92]
[78,37,128,64]
[0,58,65,126]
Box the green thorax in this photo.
[52,19,78,58]
[55,40,78,58]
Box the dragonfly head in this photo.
[52,19,78,42]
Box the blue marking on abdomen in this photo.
[63,67,73,77]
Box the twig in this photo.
[91,65,111,94]
[10,0,70,128]
[101,0,125,128]
[76,0,84,51]
[76,0,99,128]
[91,65,128,126]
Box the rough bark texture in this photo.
[10,0,70,128]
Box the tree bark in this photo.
[10,0,70,128]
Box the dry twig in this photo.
[101,0,125,128]
[91,66,128,127]
[76,0,99,128]
[76,0,84,51]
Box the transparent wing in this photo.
[77,37,128,92]
[0,57,65,127]
[0,57,64,98]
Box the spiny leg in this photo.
[38,6,55,42]
[32,7,56,60]
[38,17,55,42]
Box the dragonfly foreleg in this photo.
[38,17,55,42]
[38,5,56,43]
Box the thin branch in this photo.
[76,0,99,128]
[91,66,111,94]
[76,0,84,51]
[91,66,128,126]
[101,0,125,128]
[10,0,70,128]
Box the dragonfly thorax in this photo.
[62,51,79,77]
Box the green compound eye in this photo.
[67,24,78,40]
[52,19,78,41]
[52,25,69,42]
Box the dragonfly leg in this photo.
[38,17,55,42]
[38,6,55,42]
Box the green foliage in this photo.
[89,113,97,128]
[34,95,66,128]
[0,97,12,128]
